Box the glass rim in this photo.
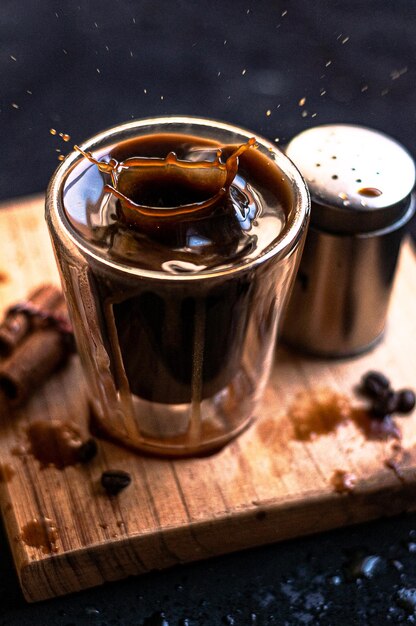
[46,115,310,282]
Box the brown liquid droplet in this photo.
[58,154,65,161]
[358,187,382,197]
[331,469,356,493]
[26,419,83,469]
[50,128,57,136]
[21,517,59,553]
[59,132,71,142]
[0,463,15,483]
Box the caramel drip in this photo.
[74,137,257,218]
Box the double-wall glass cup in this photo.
[45,117,309,457]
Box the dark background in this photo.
[1,1,416,624]
[2,0,415,200]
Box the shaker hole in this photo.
[356,179,362,183]
[316,163,321,167]
[332,175,338,180]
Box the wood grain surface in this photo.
[0,195,415,602]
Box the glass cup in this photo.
[45,117,309,457]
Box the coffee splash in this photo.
[74,137,257,225]
[63,132,289,274]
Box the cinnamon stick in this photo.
[0,293,74,405]
[0,285,62,357]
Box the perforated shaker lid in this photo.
[286,124,416,234]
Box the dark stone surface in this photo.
[1,1,416,623]
[2,512,416,625]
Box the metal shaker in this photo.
[282,124,416,357]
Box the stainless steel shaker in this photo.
[282,124,416,357]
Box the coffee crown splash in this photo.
[74,137,257,225]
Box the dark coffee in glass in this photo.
[46,118,309,456]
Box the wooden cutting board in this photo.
[0,195,415,602]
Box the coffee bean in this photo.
[361,371,391,398]
[371,390,399,419]
[101,469,131,495]
[396,389,416,414]
[77,438,98,463]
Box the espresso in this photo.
[62,132,292,405]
